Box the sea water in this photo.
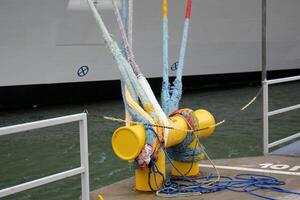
[0,82,299,200]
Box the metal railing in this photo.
[263,75,300,155]
[0,113,90,200]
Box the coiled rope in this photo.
[156,173,300,199]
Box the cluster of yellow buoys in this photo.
[112,109,215,191]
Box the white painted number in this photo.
[259,163,273,169]
[259,163,300,171]
[290,166,300,171]
[270,164,289,170]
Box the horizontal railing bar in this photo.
[267,75,300,85]
[268,104,300,116]
[0,167,84,198]
[268,132,300,149]
[0,113,86,136]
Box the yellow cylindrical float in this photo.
[135,150,166,191]
[112,125,146,161]
[170,109,215,176]
[165,114,189,148]
[193,109,216,138]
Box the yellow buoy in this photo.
[111,109,216,191]
[170,109,215,176]
[165,115,190,148]
[112,125,146,160]
[135,150,166,191]
[193,109,216,138]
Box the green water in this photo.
[0,82,299,200]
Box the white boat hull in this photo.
[0,0,299,87]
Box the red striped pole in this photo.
[185,0,192,19]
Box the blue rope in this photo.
[149,127,199,179]
[167,133,202,162]
[161,7,191,116]
[157,173,300,199]
[168,19,190,114]
[148,158,165,191]
[161,16,170,115]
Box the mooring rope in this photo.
[87,0,169,147]
[161,0,193,115]
[110,0,170,146]
[168,0,193,114]
[161,0,170,114]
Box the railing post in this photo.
[263,80,269,155]
[79,113,90,200]
[261,0,268,156]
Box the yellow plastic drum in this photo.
[193,109,216,138]
[135,150,166,191]
[166,115,190,148]
[112,125,146,160]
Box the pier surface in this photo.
[90,155,300,200]
[272,140,300,157]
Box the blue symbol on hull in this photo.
[171,61,179,71]
[77,66,89,77]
